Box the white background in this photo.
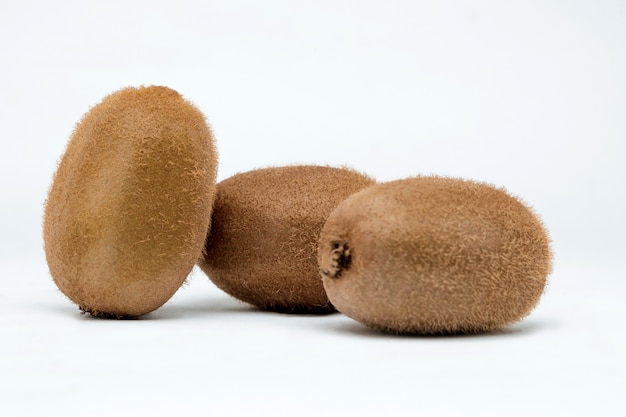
[1,1,624,416]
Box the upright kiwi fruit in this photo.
[198,165,375,313]
[43,86,218,318]
[318,176,552,334]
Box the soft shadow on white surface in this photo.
[39,296,253,321]
[150,296,339,321]
[329,316,559,340]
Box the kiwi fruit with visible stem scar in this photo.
[43,85,218,318]
[198,165,376,313]
[318,176,552,335]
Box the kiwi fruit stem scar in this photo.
[322,239,351,279]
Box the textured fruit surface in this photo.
[319,176,552,334]
[198,165,375,313]
[44,86,218,318]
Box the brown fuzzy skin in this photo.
[319,176,552,334]
[198,165,376,313]
[43,86,218,318]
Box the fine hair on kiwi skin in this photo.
[198,165,376,314]
[318,175,553,335]
[43,85,218,318]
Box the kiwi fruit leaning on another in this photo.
[318,176,552,334]
[198,165,376,313]
[43,85,218,318]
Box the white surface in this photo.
[1,1,625,416]
[1,259,625,416]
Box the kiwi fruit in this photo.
[198,165,375,313]
[43,85,218,318]
[318,176,552,334]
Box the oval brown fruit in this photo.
[198,165,375,313]
[43,86,218,318]
[318,176,552,334]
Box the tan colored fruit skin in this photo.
[198,165,375,313]
[43,86,217,318]
[319,176,553,334]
